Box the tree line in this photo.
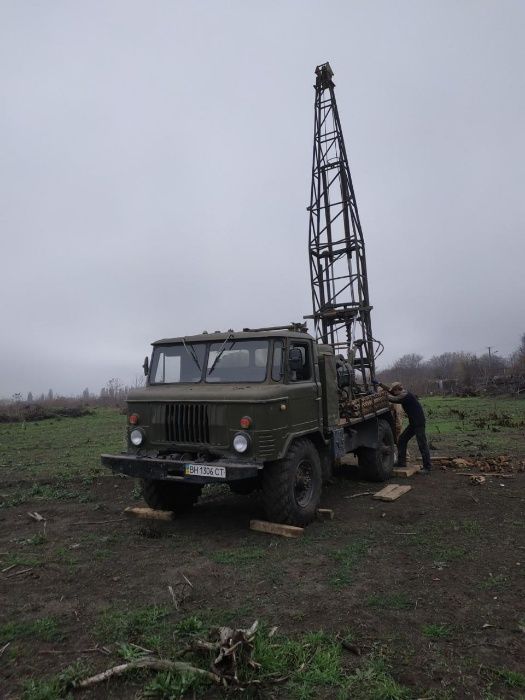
[377,333,525,396]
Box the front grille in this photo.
[161,403,210,443]
[257,431,276,458]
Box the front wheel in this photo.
[262,439,322,526]
[357,419,395,482]
[140,479,202,512]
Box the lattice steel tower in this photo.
[307,62,377,391]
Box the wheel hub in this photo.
[294,460,314,507]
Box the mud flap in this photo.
[344,417,380,451]
[331,427,346,459]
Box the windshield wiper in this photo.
[208,334,234,376]
[181,338,202,372]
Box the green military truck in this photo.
[101,325,395,526]
[102,63,396,525]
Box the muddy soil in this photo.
[1,464,524,699]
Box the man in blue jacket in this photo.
[373,380,432,473]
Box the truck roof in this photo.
[152,329,314,346]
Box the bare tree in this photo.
[391,354,424,371]
[510,332,525,373]
[133,374,145,388]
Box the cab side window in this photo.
[289,342,312,382]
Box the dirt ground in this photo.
[1,459,524,699]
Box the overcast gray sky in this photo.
[1,0,524,398]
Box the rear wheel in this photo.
[357,419,395,482]
[262,439,322,526]
[140,479,202,512]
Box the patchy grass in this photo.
[496,667,525,689]
[330,537,370,588]
[95,605,172,653]
[431,545,468,563]
[251,629,347,699]
[0,407,125,481]
[402,521,476,564]
[209,545,267,566]
[0,482,92,508]
[143,670,208,699]
[175,615,205,636]
[21,661,88,700]
[2,397,525,699]
[0,617,63,644]
[6,616,413,700]
[479,573,509,590]
[345,654,411,700]
[422,623,453,639]
[422,396,525,455]
[1,552,45,568]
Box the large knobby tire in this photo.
[357,419,395,482]
[262,439,322,526]
[140,479,202,513]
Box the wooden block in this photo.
[316,508,334,520]
[372,484,412,502]
[250,519,303,538]
[393,466,421,477]
[124,506,175,521]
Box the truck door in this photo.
[286,339,321,434]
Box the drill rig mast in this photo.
[306,62,378,394]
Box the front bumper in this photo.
[101,453,262,484]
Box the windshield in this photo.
[149,339,271,384]
[150,343,206,384]
[206,340,269,382]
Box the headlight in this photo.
[130,429,143,446]
[233,432,249,453]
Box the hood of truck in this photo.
[127,384,288,403]
[126,383,290,460]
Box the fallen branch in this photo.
[181,573,193,588]
[167,585,179,609]
[6,567,32,578]
[76,658,221,689]
[27,511,45,521]
[345,491,373,499]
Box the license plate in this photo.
[184,464,226,479]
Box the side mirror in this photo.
[288,347,303,372]
[143,356,149,376]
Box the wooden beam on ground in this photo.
[373,484,412,502]
[393,466,421,477]
[249,519,304,538]
[124,506,175,521]
[316,508,334,520]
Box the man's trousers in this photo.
[397,424,432,470]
